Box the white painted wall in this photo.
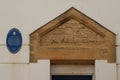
[0,0,119,63]
[0,46,29,63]
[0,64,29,80]
[95,60,117,80]
[116,46,120,64]
[117,65,120,80]
[0,60,50,80]
[30,60,50,80]
[0,0,120,44]
[0,0,120,63]
[0,0,120,80]
[0,0,119,44]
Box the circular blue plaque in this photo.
[6,28,22,54]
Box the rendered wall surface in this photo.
[0,0,120,45]
[0,60,50,80]
[0,46,29,63]
[0,64,29,80]
[116,46,120,64]
[117,46,120,80]
[117,65,120,80]
[0,0,119,63]
[0,0,119,80]
[30,60,50,80]
[95,60,117,80]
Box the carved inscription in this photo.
[40,19,104,46]
[30,7,116,63]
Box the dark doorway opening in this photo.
[52,75,92,80]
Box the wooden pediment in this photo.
[30,7,116,63]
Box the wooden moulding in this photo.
[30,7,116,64]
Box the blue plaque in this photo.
[6,28,22,54]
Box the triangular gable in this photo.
[30,7,116,63]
